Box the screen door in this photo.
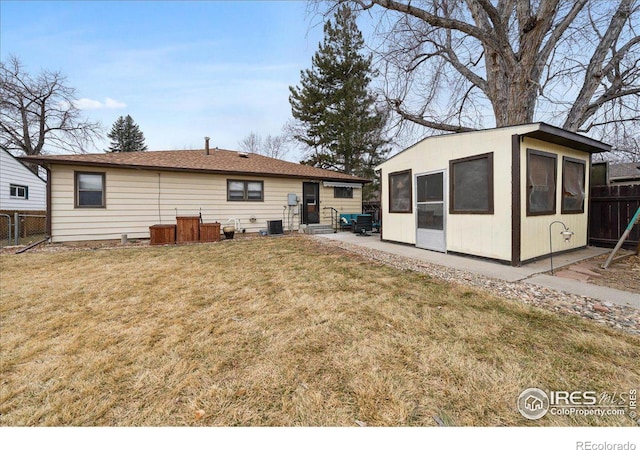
[416,171,446,252]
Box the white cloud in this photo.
[104,97,127,109]
[73,98,103,110]
[74,97,127,110]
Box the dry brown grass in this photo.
[1,236,638,426]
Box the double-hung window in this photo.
[227,180,264,201]
[75,172,105,208]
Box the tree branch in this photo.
[391,99,477,133]
[563,0,637,130]
[353,0,506,54]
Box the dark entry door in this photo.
[302,182,320,224]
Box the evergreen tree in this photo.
[107,115,147,152]
[289,5,388,199]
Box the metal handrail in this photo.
[322,207,339,233]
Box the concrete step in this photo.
[303,225,336,235]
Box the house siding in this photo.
[0,149,46,211]
[519,137,590,261]
[379,126,521,261]
[377,124,598,264]
[318,184,363,225]
[49,164,362,242]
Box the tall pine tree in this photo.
[289,5,388,199]
[107,115,147,152]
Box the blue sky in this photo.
[1,1,334,157]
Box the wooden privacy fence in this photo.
[589,185,640,249]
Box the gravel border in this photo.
[311,236,640,336]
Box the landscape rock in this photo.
[312,236,640,336]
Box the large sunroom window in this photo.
[527,149,557,216]
[449,153,494,214]
[562,157,586,214]
[388,169,412,213]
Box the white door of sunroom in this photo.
[415,171,446,253]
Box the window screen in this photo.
[388,170,412,213]
[417,204,444,230]
[417,172,443,202]
[562,157,585,213]
[527,150,556,215]
[450,153,493,214]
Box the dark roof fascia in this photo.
[610,175,640,182]
[22,157,371,184]
[378,122,611,167]
[3,149,48,183]
[522,123,611,154]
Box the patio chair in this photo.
[352,214,373,236]
[340,216,352,231]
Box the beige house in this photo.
[376,123,610,266]
[22,148,368,243]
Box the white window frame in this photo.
[10,184,28,200]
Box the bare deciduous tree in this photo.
[0,55,102,155]
[238,131,262,154]
[262,134,290,160]
[238,131,290,159]
[593,120,640,162]
[322,0,639,141]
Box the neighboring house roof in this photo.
[376,122,611,168]
[20,149,370,183]
[608,162,640,182]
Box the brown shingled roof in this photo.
[608,162,640,181]
[20,149,371,183]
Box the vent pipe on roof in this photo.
[204,137,210,155]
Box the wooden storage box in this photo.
[149,224,176,245]
[176,216,200,243]
[200,222,221,242]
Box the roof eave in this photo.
[19,157,371,184]
[521,123,611,154]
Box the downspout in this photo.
[45,165,52,238]
[586,153,592,247]
[376,168,383,241]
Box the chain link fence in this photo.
[0,211,47,247]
